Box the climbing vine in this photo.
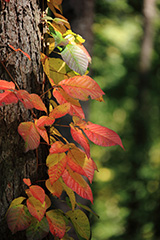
[1,0,124,239]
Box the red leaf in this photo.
[53,88,85,119]
[82,122,124,149]
[70,123,90,158]
[27,197,47,222]
[0,80,15,90]
[81,157,96,184]
[35,116,55,128]
[0,91,18,106]
[49,102,71,119]
[67,146,88,178]
[16,90,33,109]
[49,141,69,154]
[47,153,67,184]
[18,122,40,152]
[59,75,105,101]
[29,185,45,204]
[6,205,32,234]
[62,166,93,203]
[66,145,95,183]
[30,94,47,113]
[23,178,31,187]
[35,125,49,144]
[46,210,66,239]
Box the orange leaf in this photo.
[29,185,45,204]
[27,197,47,222]
[49,141,69,154]
[62,166,93,203]
[53,88,85,119]
[59,75,105,101]
[0,80,15,90]
[18,122,40,152]
[70,123,90,158]
[23,178,31,187]
[82,122,124,149]
[49,102,71,119]
[35,116,55,128]
[30,94,47,113]
[45,179,63,198]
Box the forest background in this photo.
[91,0,160,240]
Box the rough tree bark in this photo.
[0,1,42,239]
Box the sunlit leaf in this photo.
[67,146,88,178]
[6,204,32,234]
[46,209,66,239]
[18,122,40,152]
[49,141,69,154]
[70,123,90,158]
[66,209,90,240]
[49,102,71,118]
[59,75,104,101]
[62,166,93,203]
[53,88,85,119]
[61,44,89,75]
[26,217,49,240]
[82,122,124,149]
[45,179,63,198]
[0,80,15,90]
[35,116,55,128]
[48,153,67,184]
[27,197,47,222]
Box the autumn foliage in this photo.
[2,0,124,239]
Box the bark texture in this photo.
[0,1,41,239]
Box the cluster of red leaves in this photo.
[6,179,66,239]
[0,76,123,205]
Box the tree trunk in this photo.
[0,1,42,239]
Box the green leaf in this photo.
[61,44,89,75]
[26,217,49,240]
[66,209,90,240]
[6,204,32,234]
[61,181,76,211]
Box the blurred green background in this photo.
[90,0,160,239]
